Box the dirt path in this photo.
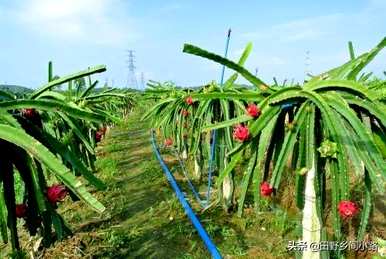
[41,110,210,258]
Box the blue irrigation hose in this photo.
[151,130,222,259]
[219,29,231,87]
[173,149,205,205]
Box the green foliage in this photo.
[0,61,137,254]
[144,36,386,258]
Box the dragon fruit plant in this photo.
[0,62,134,255]
[182,37,386,258]
[143,42,263,211]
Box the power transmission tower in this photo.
[126,50,138,89]
[140,72,145,90]
[305,50,312,81]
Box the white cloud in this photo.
[11,0,138,46]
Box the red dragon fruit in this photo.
[164,138,173,147]
[47,184,68,205]
[233,124,250,142]
[185,96,194,105]
[15,204,27,218]
[21,108,38,119]
[260,182,274,197]
[181,109,189,117]
[95,131,103,142]
[246,104,261,118]
[338,200,359,219]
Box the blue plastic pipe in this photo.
[219,29,232,87]
[173,149,205,205]
[151,130,222,259]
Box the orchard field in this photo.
[0,37,386,259]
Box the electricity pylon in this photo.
[126,50,138,89]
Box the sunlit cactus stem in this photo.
[222,173,234,210]
[193,140,204,180]
[182,145,188,160]
[221,130,234,211]
[193,157,201,180]
[301,155,321,259]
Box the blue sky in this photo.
[0,0,385,89]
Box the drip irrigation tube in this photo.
[151,130,222,259]
[170,130,217,208]
[172,149,206,206]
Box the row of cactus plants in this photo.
[143,37,386,258]
[0,62,135,256]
